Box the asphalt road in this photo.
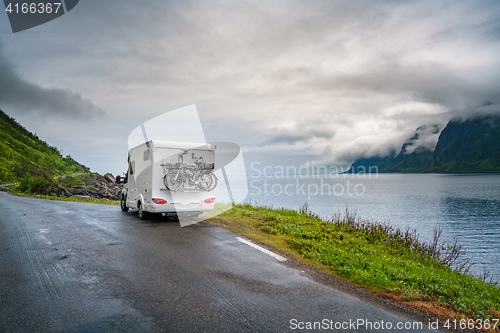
[0,192,443,332]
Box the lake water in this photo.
[222,172,500,281]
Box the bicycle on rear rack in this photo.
[161,150,217,191]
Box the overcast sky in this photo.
[1,0,500,175]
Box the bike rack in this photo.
[199,163,215,170]
[162,163,181,169]
[161,152,217,192]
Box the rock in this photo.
[104,174,116,184]
[53,175,123,200]
[56,186,73,197]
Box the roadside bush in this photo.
[70,178,84,187]
[18,174,54,194]
[30,176,51,193]
[18,175,32,192]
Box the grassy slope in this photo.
[0,109,90,184]
[10,191,120,205]
[209,204,500,326]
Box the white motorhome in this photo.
[120,140,217,219]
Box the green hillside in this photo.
[429,116,500,172]
[0,108,90,184]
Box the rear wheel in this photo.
[138,202,148,220]
[198,171,217,191]
[121,195,128,212]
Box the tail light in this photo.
[152,198,167,204]
[204,197,215,203]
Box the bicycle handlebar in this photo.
[177,150,205,165]
[178,150,188,164]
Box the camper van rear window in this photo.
[143,149,150,161]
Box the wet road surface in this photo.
[0,192,442,332]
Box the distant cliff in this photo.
[351,115,500,173]
[429,116,500,171]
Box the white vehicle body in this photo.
[121,140,216,218]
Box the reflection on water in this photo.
[227,173,500,280]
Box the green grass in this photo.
[210,203,500,321]
[10,191,120,205]
[56,173,98,188]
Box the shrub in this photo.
[18,175,32,192]
[18,174,54,194]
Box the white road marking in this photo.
[236,237,287,262]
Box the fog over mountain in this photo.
[352,115,500,172]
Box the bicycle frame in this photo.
[174,164,205,187]
[162,150,217,191]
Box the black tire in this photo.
[164,170,184,191]
[138,202,148,220]
[198,171,217,191]
[121,195,129,212]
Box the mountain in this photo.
[0,108,90,184]
[350,154,397,173]
[351,115,500,173]
[428,116,500,172]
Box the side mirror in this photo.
[115,175,126,184]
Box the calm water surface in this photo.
[227,173,500,280]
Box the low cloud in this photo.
[0,44,104,119]
[260,117,335,146]
[1,0,500,173]
[401,124,442,154]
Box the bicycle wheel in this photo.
[198,171,217,191]
[164,170,184,191]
